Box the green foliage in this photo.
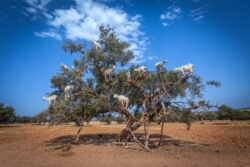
[115,116,125,124]
[33,111,48,124]
[15,116,33,123]
[195,111,218,121]
[43,26,221,125]
[61,40,85,55]
[218,105,250,120]
[0,103,16,123]
[98,113,114,125]
[179,110,197,123]
[206,81,221,87]
[166,111,181,122]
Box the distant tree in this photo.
[115,116,125,124]
[218,105,234,120]
[166,111,181,122]
[218,105,250,120]
[33,111,48,124]
[15,116,32,123]
[98,113,114,125]
[179,110,196,130]
[195,111,218,121]
[0,103,16,123]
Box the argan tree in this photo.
[0,103,16,123]
[44,26,220,151]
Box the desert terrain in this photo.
[0,120,250,167]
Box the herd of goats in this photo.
[43,61,194,107]
[42,40,195,151]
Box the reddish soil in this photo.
[0,120,249,167]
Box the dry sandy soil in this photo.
[0,120,250,167]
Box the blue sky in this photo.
[0,0,249,116]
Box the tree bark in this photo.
[158,119,164,147]
[144,118,150,148]
[116,119,142,142]
[128,129,151,152]
[75,120,84,142]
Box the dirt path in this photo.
[0,121,249,167]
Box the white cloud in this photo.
[26,0,147,63]
[160,6,181,26]
[35,30,62,40]
[162,22,169,27]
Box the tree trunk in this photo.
[144,114,150,148]
[158,119,164,147]
[144,119,150,148]
[128,129,151,152]
[116,119,142,142]
[186,121,191,130]
[75,114,87,142]
[75,120,84,142]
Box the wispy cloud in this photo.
[25,0,148,64]
[160,6,181,26]
[162,22,169,27]
[25,0,52,11]
[193,15,204,21]
[159,0,211,26]
[189,2,210,22]
[24,0,53,19]
[35,30,62,40]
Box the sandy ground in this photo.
[0,120,250,167]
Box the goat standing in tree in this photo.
[126,71,131,81]
[104,65,116,81]
[134,66,147,77]
[61,63,69,73]
[90,40,101,50]
[173,63,194,75]
[64,85,74,100]
[113,94,129,110]
[43,95,57,105]
[155,59,167,70]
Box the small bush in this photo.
[115,116,125,124]
[98,113,114,125]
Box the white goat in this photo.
[155,59,167,69]
[113,94,129,109]
[61,63,69,73]
[90,40,101,50]
[43,95,57,105]
[104,65,116,80]
[134,66,147,75]
[126,71,131,81]
[64,85,74,98]
[173,64,194,74]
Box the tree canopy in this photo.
[43,25,220,150]
[0,103,16,123]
